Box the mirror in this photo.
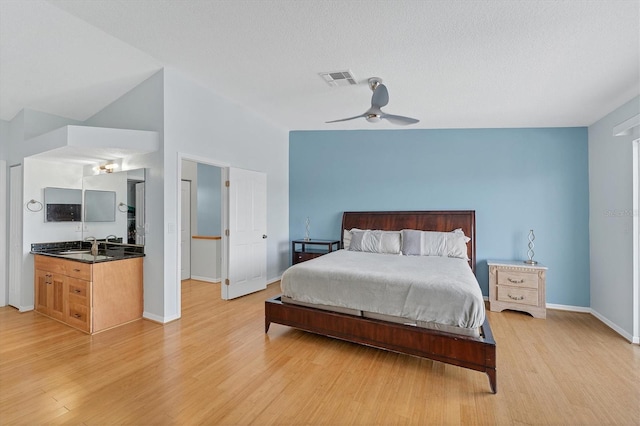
[82,168,145,244]
[84,190,116,222]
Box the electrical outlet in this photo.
[75,224,82,232]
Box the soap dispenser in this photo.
[86,237,98,256]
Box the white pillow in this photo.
[401,229,470,259]
[343,228,361,250]
[446,230,470,259]
[348,230,401,254]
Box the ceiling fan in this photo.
[326,78,419,126]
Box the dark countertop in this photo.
[31,240,144,264]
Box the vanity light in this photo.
[98,163,117,174]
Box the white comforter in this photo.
[281,250,485,330]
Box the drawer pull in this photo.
[507,278,524,284]
[73,269,81,272]
[508,294,524,301]
[73,313,81,318]
[74,289,81,293]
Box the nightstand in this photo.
[487,260,547,319]
[291,239,340,265]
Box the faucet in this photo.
[85,236,98,256]
[103,235,118,250]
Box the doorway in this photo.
[180,159,224,298]
[177,155,267,310]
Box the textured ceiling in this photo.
[1,0,638,131]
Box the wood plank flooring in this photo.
[1,279,638,425]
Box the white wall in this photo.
[0,120,9,160]
[163,67,289,321]
[0,159,6,306]
[22,109,83,141]
[191,238,221,282]
[2,110,85,308]
[589,95,640,342]
[83,70,165,322]
[1,120,9,306]
[21,157,84,309]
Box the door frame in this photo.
[180,179,192,280]
[633,138,640,344]
[176,153,229,312]
[0,160,6,307]
[9,164,23,310]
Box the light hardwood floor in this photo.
[1,279,639,425]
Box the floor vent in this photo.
[319,70,357,87]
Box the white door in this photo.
[135,182,145,245]
[180,180,191,280]
[9,165,22,308]
[224,167,267,299]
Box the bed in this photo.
[265,210,497,393]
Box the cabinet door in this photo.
[34,270,66,321]
[34,269,50,314]
[49,274,66,321]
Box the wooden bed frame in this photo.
[265,210,497,393]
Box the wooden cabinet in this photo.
[66,277,91,332]
[34,269,66,322]
[34,255,143,333]
[488,260,547,319]
[291,239,340,265]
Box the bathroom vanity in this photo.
[32,241,144,334]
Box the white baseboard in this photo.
[267,275,282,286]
[143,311,180,324]
[484,299,637,344]
[546,303,591,313]
[545,304,637,344]
[190,275,220,283]
[18,305,34,312]
[590,308,635,343]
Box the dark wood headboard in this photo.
[341,210,476,273]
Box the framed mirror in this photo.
[83,168,145,244]
[84,190,116,222]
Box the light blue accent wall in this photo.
[289,128,590,307]
[197,163,221,236]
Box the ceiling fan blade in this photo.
[325,113,366,124]
[371,84,389,108]
[381,113,420,125]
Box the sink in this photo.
[57,253,113,261]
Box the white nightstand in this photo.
[487,260,547,319]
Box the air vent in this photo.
[319,70,357,87]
